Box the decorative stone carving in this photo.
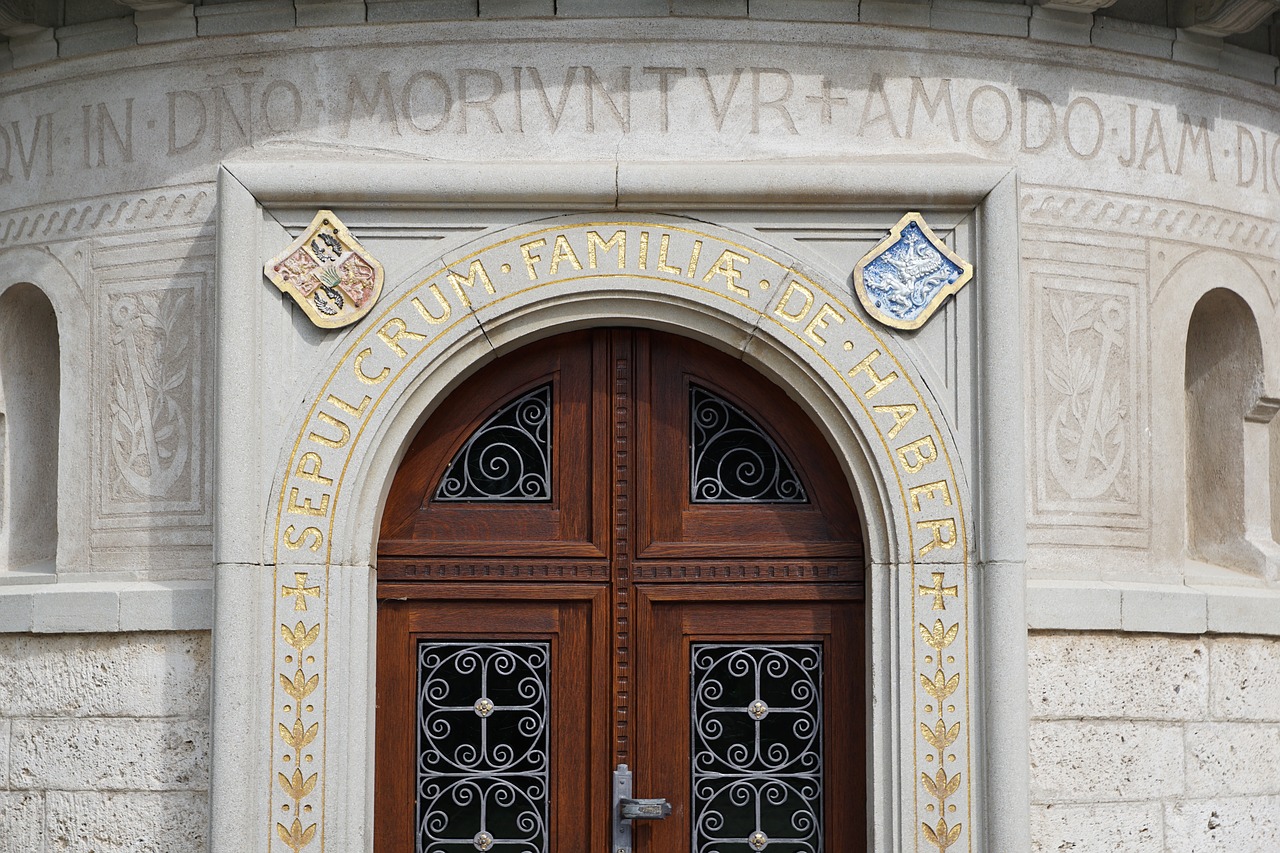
[1034,0,1120,14]
[91,244,211,548]
[1030,269,1148,540]
[1178,0,1280,35]
[0,0,44,37]
[107,289,192,501]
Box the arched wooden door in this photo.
[376,329,865,853]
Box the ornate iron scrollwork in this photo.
[692,644,823,853]
[690,386,807,504]
[435,384,552,502]
[416,642,550,853]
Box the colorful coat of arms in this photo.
[853,212,973,331]
[264,210,384,329]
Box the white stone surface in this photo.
[1030,802,1164,853]
[0,632,209,717]
[0,791,45,852]
[45,791,209,852]
[1029,721,1185,803]
[1186,722,1280,797]
[0,718,9,788]
[1164,796,1280,853]
[9,717,209,791]
[1210,637,1280,722]
[1028,632,1208,721]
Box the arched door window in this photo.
[375,329,865,852]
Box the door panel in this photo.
[375,585,611,853]
[375,329,866,852]
[634,585,864,853]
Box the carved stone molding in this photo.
[1178,0,1280,35]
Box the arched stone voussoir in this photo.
[266,213,971,572]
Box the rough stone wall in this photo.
[0,632,210,853]
[1029,631,1280,852]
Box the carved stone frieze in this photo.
[1022,185,1280,255]
[0,187,213,250]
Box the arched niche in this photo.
[0,283,61,572]
[1184,287,1278,577]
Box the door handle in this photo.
[619,797,672,820]
[612,764,671,853]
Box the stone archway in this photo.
[209,159,1028,853]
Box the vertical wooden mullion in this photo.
[607,328,635,766]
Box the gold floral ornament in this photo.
[265,210,384,329]
[853,212,973,331]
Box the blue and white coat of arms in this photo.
[853,213,973,331]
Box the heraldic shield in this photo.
[265,210,385,329]
[853,212,973,331]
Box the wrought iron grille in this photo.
[690,386,807,504]
[691,644,823,853]
[416,641,550,853]
[435,384,552,502]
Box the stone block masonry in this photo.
[1030,632,1280,852]
[0,632,210,853]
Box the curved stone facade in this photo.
[2,9,1279,853]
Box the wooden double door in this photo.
[376,329,865,853]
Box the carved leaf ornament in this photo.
[265,210,385,329]
[853,213,973,331]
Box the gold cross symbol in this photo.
[918,571,958,611]
[282,572,320,611]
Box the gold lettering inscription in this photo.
[638,231,650,270]
[308,411,351,449]
[587,230,626,269]
[656,234,683,276]
[326,393,370,419]
[774,280,814,323]
[412,284,452,324]
[297,452,333,487]
[917,518,958,556]
[686,240,703,278]
[897,435,938,474]
[288,487,330,516]
[520,238,546,280]
[909,480,953,512]
[847,350,898,398]
[549,234,584,275]
[353,348,390,385]
[377,318,426,359]
[283,524,323,552]
[702,249,751,295]
[873,403,917,439]
[447,260,496,307]
[803,303,844,347]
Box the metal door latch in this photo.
[612,764,671,853]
